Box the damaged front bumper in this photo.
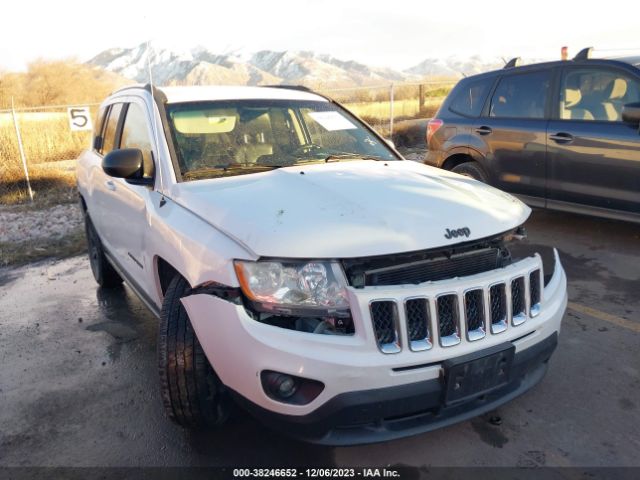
[182,250,567,445]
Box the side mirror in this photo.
[622,102,640,125]
[102,149,151,186]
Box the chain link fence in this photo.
[0,103,99,203]
[0,81,454,204]
[320,81,454,138]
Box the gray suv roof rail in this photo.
[504,57,522,69]
[573,47,593,61]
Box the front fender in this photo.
[147,195,255,297]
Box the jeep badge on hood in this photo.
[444,227,471,239]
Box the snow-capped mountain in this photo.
[88,43,510,87]
[248,50,409,85]
[405,55,548,77]
[88,43,414,87]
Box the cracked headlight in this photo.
[233,260,350,316]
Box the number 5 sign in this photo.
[67,107,93,131]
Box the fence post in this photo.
[419,84,425,113]
[11,97,34,202]
[389,83,394,138]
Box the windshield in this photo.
[166,99,399,181]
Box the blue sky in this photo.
[1,0,637,71]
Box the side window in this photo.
[560,68,640,122]
[100,103,123,155]
[93,106,107,151]
[449,77,494,117]
[120,103,154,177]
[489,71,551,119]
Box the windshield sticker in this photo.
[308,111,357,131]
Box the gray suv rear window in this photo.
[449,77,494,117]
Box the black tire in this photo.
[452,162,489,183]
[84,215,123,288]
[158,275,229,428]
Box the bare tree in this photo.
[0,60,130,108]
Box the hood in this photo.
[171,160,530,258]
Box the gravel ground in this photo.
[0,203,83,243]
[400,148,425,162]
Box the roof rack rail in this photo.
[503,57,522,69]
[574,47,593,61]
[109,83,152,96]
[263,84,313,92]
[261,84,338,104]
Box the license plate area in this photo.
[442,343,515,406]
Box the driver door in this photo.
[99,99,156,288]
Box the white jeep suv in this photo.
[76,84,567,445]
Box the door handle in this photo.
[549,132,574,144]
[475,126,492,135]
[105,180,116,191]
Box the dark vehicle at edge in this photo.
[424,48,640,223]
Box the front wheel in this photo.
[158,275,230,428]
[452,162,489,183]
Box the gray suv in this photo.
[424,48,640,223]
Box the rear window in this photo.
[449,77,494,117]
[489,71,551,119]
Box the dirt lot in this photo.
[0,208,638,470]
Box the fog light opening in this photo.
[270,373,298,399]
[260,370,324,405]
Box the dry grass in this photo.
[0,228,85,267]
[0,159,77,205]
[0,112,91,162]
[329,82,453,124]
[1,113,84,205]
[345,97,444,124]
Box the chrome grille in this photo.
[367,261,544,354]
[489,283,508,333]
[369,301,400,353]
[511,277,526,325]
[464,289,486,341]
[437,294,461,347]
[405,298,431,351]
[529,269,541,317]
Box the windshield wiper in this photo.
[291,153,387,166]
[323,153,387,162]
[182,164,282,180]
